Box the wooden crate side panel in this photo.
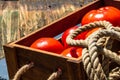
[3,45,18,79]
[14,46,71,80]
[66,61,87,80]
[15,0,102,47]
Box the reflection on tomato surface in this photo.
[30,37,64,54]
[81,6,120,26]
[61,47,82,58]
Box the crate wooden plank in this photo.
[14,45,86,80]
[13,44,82,80]
[66,60,87,80]
[3,44,18,79]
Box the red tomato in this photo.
[61,26,87,48]
[81,6,120,26]
[61,47,82,58]
[30,37,64,54]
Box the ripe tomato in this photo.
[81,6,120,26]
[61,26,87,48]
[81,6,120,39]
[30,37,64,54]
[61,47,82,58]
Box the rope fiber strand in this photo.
[13,62,34,80]
[12,63,62,80]
[47,68,62,80]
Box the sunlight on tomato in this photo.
[61,47,82,58]
[30,37,64,54]
[81,6,120,26]
[81,6,120,39]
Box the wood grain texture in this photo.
[3,44,18,79]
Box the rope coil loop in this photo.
[66,20,120,80]
[47,68,62,80]
[88,29,120,80]
[12,62,62,80]
[13,62,34,80]
[66,20,113,48]
[109,67,120,80]
[90,30,120,64]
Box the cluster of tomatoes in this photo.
[30,6,120,58]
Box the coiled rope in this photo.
[87,29,120,80]
[13,62,34,80]
[66,20,120,80]
[66,21,113,47]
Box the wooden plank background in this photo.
[0,0,94,59]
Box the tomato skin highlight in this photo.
[81,6,120,26]
[30,37,64,54]
[81,6,120,39]
[61,47,82,58]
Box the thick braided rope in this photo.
[101,37,113,77]
[91,29,120,64]
[47,68,62,80]
[13,62,61,80]
[66,20,113,48]
[66,21,114,80]
[109,67,120,80]
[87,34,113,79]
[87,32,114,79]
[13,63,34,80]
[95,37,112,77]
[88,35,107,80]
[82,31,109,80]
[88,31,112,77]
[82,36,110,80]
[82,48,97,80]
[89,29,120,80]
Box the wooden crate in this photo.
[3,0,120,80]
